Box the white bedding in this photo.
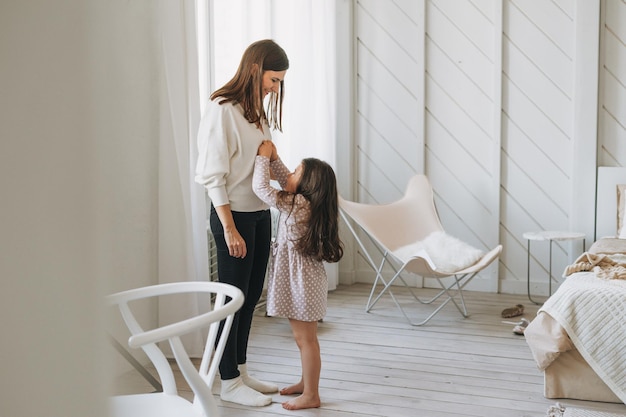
[526,270,626,403]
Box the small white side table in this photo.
[523,231,586,304]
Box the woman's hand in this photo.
[214,204,247,258]
[225,227,247,259]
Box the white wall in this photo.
[90,0,161,377]
[92,2,160,300]
[0,1,162,414]
[338,0,625,295]
[1,1,106,416]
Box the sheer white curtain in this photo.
[153,0,338,356]
[210,0,337,166]
[209,0,339,288]
[157,0,209,356]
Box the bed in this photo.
[524,167,626,404]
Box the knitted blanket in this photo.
[547,403,626,417]
[539,273,626,403]
[563,252,626,280]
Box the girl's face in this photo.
[262,70,286,96]
[285,163,303,193]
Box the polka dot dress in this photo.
[252,156,328,322]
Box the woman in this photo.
[195,39,289,407]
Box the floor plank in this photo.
[112,284,626,416]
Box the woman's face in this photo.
[262,70,286,96]
[285,163,303,193]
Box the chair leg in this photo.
[366,258,423,313]
[373,255,434,306]
[368,270,479,326]
[405,297,455,326]
[379,278,456,326]
[451,276,469,317]
[440,272,478,318]
[437,279,468,317]
[365,257,391,312]
[366,267,449,326]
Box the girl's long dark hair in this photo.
[210,39,289,131]
[278,158,344,263]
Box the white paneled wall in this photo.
[502,0,584,294]
[355,0,424,195]
[424,0,501,292]
[351,0,426,288]
[341,0,624,295]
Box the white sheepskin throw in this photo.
[393,231,485,273]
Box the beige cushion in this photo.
[589,237,626,254]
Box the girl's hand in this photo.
[258,140,273,158]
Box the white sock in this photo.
[220,376,272,407]
[239,363,279,393]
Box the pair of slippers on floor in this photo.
[501,304,529,335]
[508,318,530,335]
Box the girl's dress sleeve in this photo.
[270,157,291,190]
[252,156,279,207]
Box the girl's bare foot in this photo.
[282,394,321,410]
[279,381,303,396]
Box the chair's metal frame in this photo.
[340,210,482,326]
[339,175,502,326]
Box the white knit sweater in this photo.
[195,99,272,212]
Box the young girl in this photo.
[252,140,344,410]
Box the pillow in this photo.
[618,184,626,239]
[393,231,485,273]
[589,237,626,254]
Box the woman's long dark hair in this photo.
[210,39,289,131]
[277,158,344,263]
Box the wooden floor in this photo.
[113,283,626,417]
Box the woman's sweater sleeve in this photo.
[194,101,231,206]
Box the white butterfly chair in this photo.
[107,281,244,417]
[339,175,502,326]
